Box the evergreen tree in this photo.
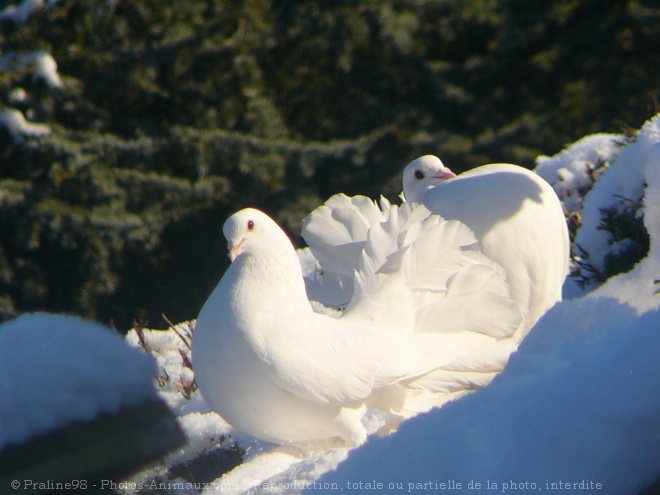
[0,0,658,328]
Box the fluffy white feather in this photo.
[301,194,390,305]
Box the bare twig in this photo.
[163,313,192,350]
[179,348,193,370]
[158,369,170,388]
[133,319,150,352]
[612,193,643,208]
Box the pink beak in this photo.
[228,239,244,262]
[435,169,456,180]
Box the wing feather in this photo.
[263,312,417,405]
[302,194,525,415]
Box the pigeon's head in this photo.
[402,155,456,202]
[223,208,291,262]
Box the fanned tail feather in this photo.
[345,202,523,337]
[305,194,525,418]
[302,194,386,279]
[336,201,523,415]
[342,202,433,332]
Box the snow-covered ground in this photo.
[318,296,660,495]
[116,114,660,494]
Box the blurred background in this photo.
[0,0,658,330]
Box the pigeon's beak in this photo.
[434,169,456,181]
[227,238,245,262]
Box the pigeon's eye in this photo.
[414,170,425,180]
[247,220,255,231]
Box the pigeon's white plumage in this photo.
[300,195,390,306]
[303,155,570,338]
[193,205,522,445]
[403,156,570,336]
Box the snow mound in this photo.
[316,297,660,495]
[0,313,157,450]
[558,114,658,304]
[587,114,660,312]
[535,133,624,214]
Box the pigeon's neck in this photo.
[231,250,312,316]
[404,185,431,204]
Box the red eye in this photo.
[247,220,254,231]
[414,170,425,180]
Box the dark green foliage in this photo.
[1,0,659,328]
[600,197,650,278]
[574,192,650,288]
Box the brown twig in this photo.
[133,319,150,352]
[163,313,192,350]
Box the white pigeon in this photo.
[403,155,570,337]
[303,155,569,339]
[192,205,522,446]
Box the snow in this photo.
[0,0,44,24]
[316,297,660,495]
[534,116,660,304]
[0,50,62,142]
[30,50,63,87]
[129,410,237,489]
[0,313,158,450]
[0,50,63,88]
[0,0,60,24]
[0,107,51,143]
[571,140,646,287]
[584,115,660,311]
[8,87,28,104]
[534,133,624,214]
